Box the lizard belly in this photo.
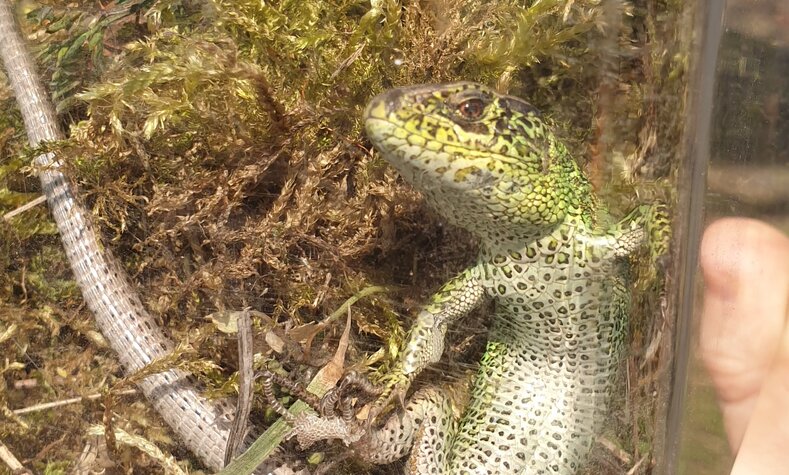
[449,271,626,474]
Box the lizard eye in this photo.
[456,98,486,120]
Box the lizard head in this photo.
[364,82,593,240]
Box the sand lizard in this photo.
[289,82,669,475]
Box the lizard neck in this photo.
[420,145,599,245]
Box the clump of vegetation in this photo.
[0,0,691,473]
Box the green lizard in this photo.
[287,82,669,475]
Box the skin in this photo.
[699,218,789,475]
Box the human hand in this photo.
[699,218,789,475]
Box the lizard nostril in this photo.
[365,89,406,120]
[382,88,405,114]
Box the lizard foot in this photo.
[259,369,365,450]
[362,369,413,426]
[319,370,382,420]
[318,368,413,429]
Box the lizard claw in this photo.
[319,370,383,418]
[316,368,413,432]
[364,370,412,425]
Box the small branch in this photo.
[224,309,254,465]
[322,285,388,328]
[0,440,32,474]
[12,389,138,415]
[1,195,46,222]
[597,435,633,466]
[626,455,648,475]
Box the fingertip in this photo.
[700,218,789,299]
[699,218,789,371]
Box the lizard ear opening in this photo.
[502,94,541,118]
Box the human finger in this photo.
[698,217,789,459]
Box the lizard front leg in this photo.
[286,267,486,470]
[367,265,488,419]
